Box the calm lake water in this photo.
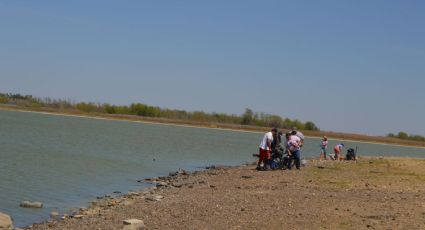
[1,109,424,227]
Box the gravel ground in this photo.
[28,157,425,230]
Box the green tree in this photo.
[76,102,98,112]
[263,115,282,128]
[387,133,396,138]
[397,131,409,139]
[305,121,319,131]
[241,108,254,125]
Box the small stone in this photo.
[171,182,183,188]
[123,219,145,230]
[72,215,85,219]
[123,219,144,225]
[155,181,169,187]
[210,165,218,169]
[178,169,188,175]
[20,201,43,208]
[128,192,140,196]
[154,195,164,200]
[50,211,60,220]
[121,200,134,206]
[144,177,158,182]
[145,195,164,202]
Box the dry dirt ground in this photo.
[28,157,425,230]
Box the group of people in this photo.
[320,136,345,160]
[256,128,356,171]
[256,128,304,171]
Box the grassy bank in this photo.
[1,103,424,148]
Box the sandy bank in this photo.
[27,157,425,230]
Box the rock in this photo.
[50,211,60,220]
[123,219,145,230]
[0,212,13,230]
[71,215,85,219]
[123,219,144,225]
[155,181,169,187]
[145,195,164,202]
[128,192,140,196]
[144,177,158,182]
[206,165,216,169]
[171,182,183,188]
[121,200,134,206]
[169,172,178,177]
[176,169,188,175]
[19,201,43,208]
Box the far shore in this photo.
[1,104,424,149]
[24,156,425,230]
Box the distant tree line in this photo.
[0,93,320,131]
[387,132,425,142]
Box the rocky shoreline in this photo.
[2,157,425,229]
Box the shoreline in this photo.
[22,156,425,229]
[1,105,424,149]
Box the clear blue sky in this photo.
[0,1,424,136]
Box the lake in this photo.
[0,109,424,227]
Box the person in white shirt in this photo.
[256,128,277,170]
[291,127,305,147]
[287,130,302,169]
